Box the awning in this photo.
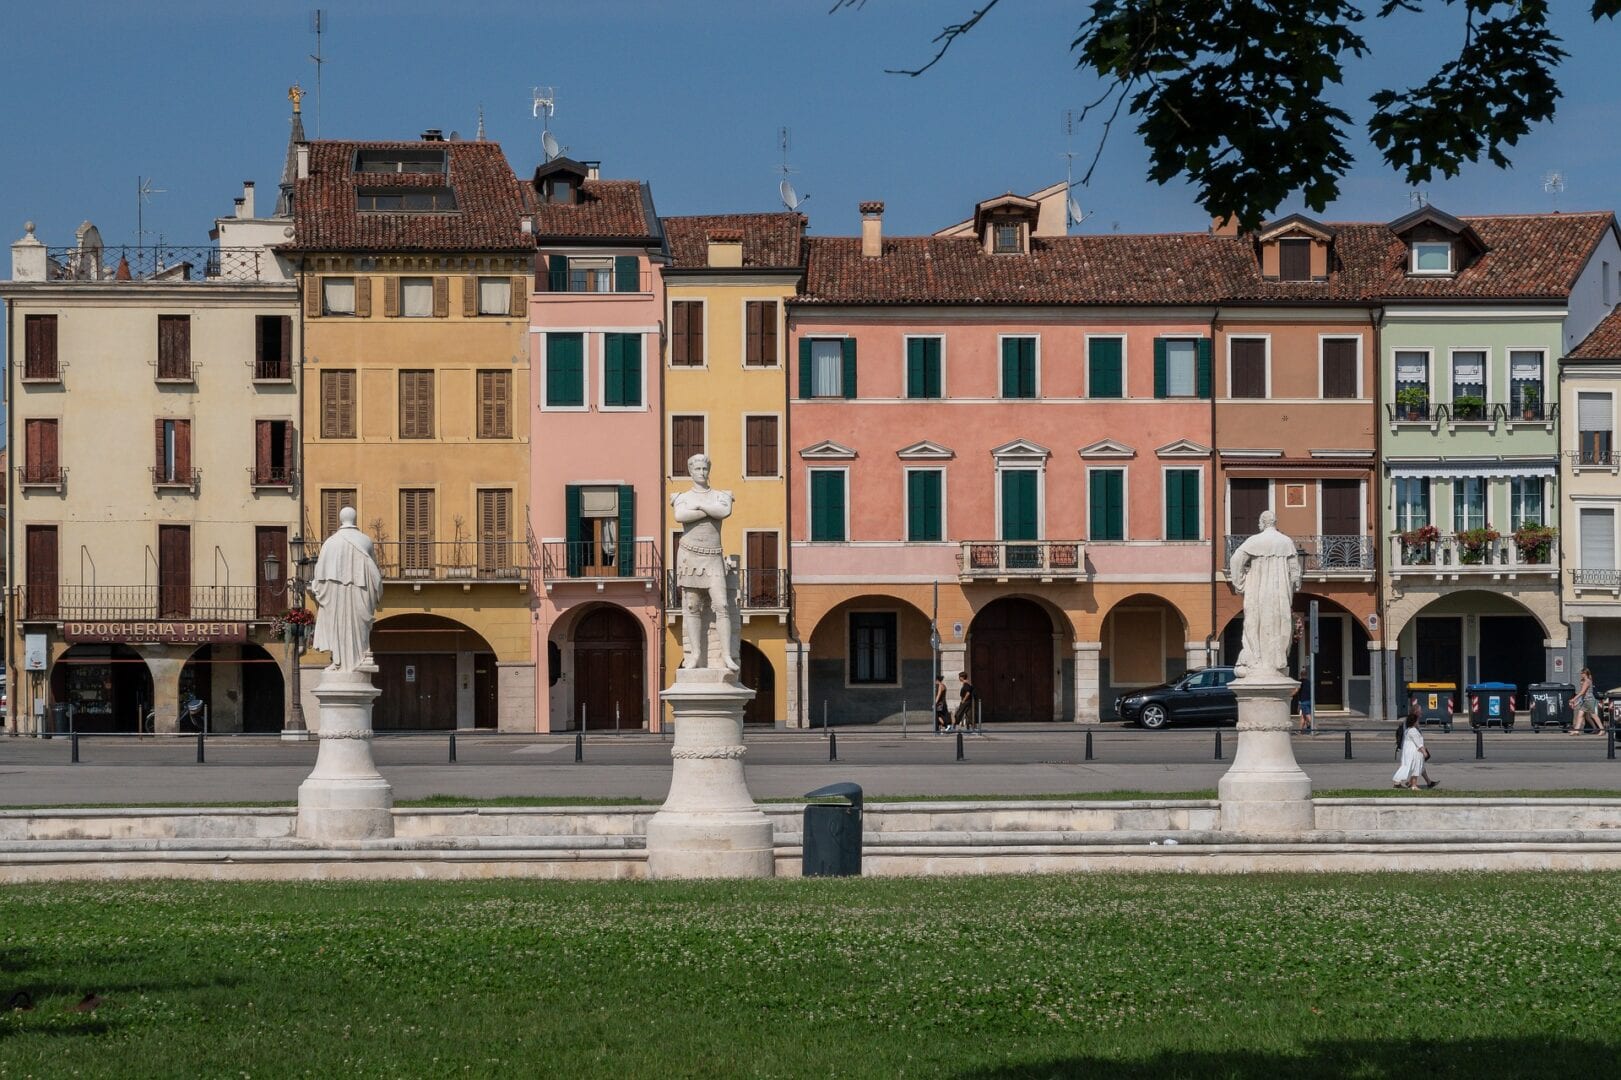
[1387,458,1556,479]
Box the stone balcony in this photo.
[1389,535,1558,583]
[958,540,1085,583]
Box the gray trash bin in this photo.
[802,782,862,878]
[50,703,71,738]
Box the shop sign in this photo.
[63,621,248,644]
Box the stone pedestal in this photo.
[296,670,393,842]
[645,669,774,879]
[1218,674,1314,835]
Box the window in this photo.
[603,333,643,408]
[671,415,706,472]
[1321,338,1358,399]
[356,187,457,212]
[1279,238,1311,281]
[571,257,614,293]
[744,415,779,478]
[398,370,435,439]
[546,333,585,407]
[22,418,60,484]
[906,337,942,399]
[477,488,513,572]
[157,315,191,380]
[1164,469,1201,540]
[255,315,292,379]
[1087,337,1123,399]
[1510,478,1544,529]
[23,314,58,380]
[993,223,1020,254]
[478,277,513,316]
[1580,508,1616,571]
[1577,392,1613,464]
[1509,350,1545,418]
[354,147,447,174]
[25,525,59,619]
[565,484,634,577]
[849,612,898,685]
[255,526,288,618]
[801,338,853,398]
[809,470,847,541]
[253,419,294,485]
[322,276,356,315]
[1000,337,1037,398]
[321,489,357,540]
[1088,469,1125,541]
[999,469,1039,541]
[1156,338,1207,398]
[154,418,192,485]
[1411,242,1453,274]
[1229,338,1267,398]
[321,369,357,438]
[745,301,779,367]
[477,370,512,439]
[1449,350,1487,419]
[1394,477,1430,532]
[1394,350,1430,417]
[906,470,943,542]
[670,301,704,366]
[400,489,436,574]
[1453,477,1486,532]
[545,255,639,293]
[400,277,434,318]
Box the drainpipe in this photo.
[785,300,802,729]
[5,296,15,735]
[1207,306,1221,666]
[657,265,667,734]
[1371,304,1391,719]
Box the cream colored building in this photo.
[1562,304,1621,689]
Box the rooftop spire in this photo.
[275,85,308,218]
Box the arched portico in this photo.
[1098,594,1193,720]
[547,602,648,731]
[48,644,153,733]
[805,594,933,727]
[369,614,498,730]
[966,595,1068,722]
[1387,590,1557,710]
[1221,593,1374,715]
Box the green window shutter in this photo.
[548,255,569,292]
[1002,338,1034,397]
[906,339,925,399]
[616,485,636,576]
[1106,471,1125,540]
[925,339,942,397]
[1166,470,1200,540]
[908,471,941,542]
[624,335,642,406]
[614,255,640,292]
[841,338,858,399]
[1001,338,1017,398]
[1090,470,1124,541]
[1021,339,1036,397]
[798,338,813,399]
[547,333,584,407]
[603,334,624,407]
[1001,471,1037,541]
[1166,471,1184,540]
[1153,338,1168,399]
[1089,338,1122,398]
[564,485,582,576]
[811,472,845,541]
[1196,338,1213,399]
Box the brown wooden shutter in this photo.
[479,488,512,570]
[462,276,479,317]
[432,276,449,317]
[1230,339,1267,398]
[154,419,166,476]
[383,276,400,318]
[255,420,272,481]
[305,276,322,318]
[283,421,296,478]
[744,302,761,366]
[159,524,191,617]
[43,420,59,472]
[509,275,527,316]
[355,276,372,317]
[760,301,778,367]
[323,370,356,438]
[671,302,689,366]
[401,489,435,572]
[24,315,58,379]
[477,371,510,438]
[321,488,356,539]
[672,416,704,470]
[745,416,778,477]
[26,525,59,619]
[24,419,40,475]
[158,315,191,379]
[255,314,268,368]
[279,315,293,371]
[399,371,433,438]
[174,419,191,481]
[744,416,761,477]
[1322,339,1358,399]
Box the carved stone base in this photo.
[296,670,394,842]
[1218,674,1314,836]
[645,669,774,879]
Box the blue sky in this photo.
[1,1,1618,247]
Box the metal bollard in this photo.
[1476,728,1484,760]
[71,731,80,764]
[1344,729,1353,760]
[829,731,838,761]
[1609,729,1616,761]
[1214,728,1223,760]
[956,731,965,761]
[1085,730,1094,761]
[196,729,205,764]
[449,732,458,763]
[575,733,583,762]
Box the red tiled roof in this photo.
[1569,305,1621,359]
[799,211,1616,306]
[663,213,805,270]
[530,179,657,240]
[288,141,531,252]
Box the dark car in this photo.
[1115,666,1239,730]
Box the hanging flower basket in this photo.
[1455,525,1500,565]
[270,607,315,640]
[1512,524,1557,565]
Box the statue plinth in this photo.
[1217,673,1314,835]
[645,669,774,879]
[296,669,394,842]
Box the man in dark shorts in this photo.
[934,675,950,734]
[954,671,977,731]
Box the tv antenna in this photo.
[1061,109,1088,230]
[136,175,165,248]
[777,126,806,211]
[1408,188,1429,209]
[1543,170,1567,208]
[309,10,327,137]
[533,87,567,160]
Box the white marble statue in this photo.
[1228,510,1302,679]
[671,454,739,672]
[310,507,383,673]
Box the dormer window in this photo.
[1412,241,1453,274]
[356,187,457,212]
[1279,238,1311,281]
[993,223,1020,254]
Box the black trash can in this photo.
[49,703,71,739]
[1404,682,1456,732]
[802,782,863,878]
[1467,682,1517,731]
[1528,682,1574,731]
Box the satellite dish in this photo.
[780,177,805,211]
[1067,195,1086,227]
[449,131,462,141]
[542,131,560,162]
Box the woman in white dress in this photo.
[1393,715,1437,790]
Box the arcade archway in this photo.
[49,644,152,733]
[370,614,497,730]
[966,596,1061,723]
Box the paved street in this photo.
[1,726,1617,805]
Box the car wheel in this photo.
[1140,704,1169,730]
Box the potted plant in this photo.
[1519,385,1541,420]
[1399,524,1440,565]
[447,515,474,578]
[1454,524,1500,565]
[271,607,315,643]
[1452,393,1486,422]
[1513,523,1557,564]
[1396,386,1429,421]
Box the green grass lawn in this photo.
[1,874,1617,1078]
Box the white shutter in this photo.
[1580,509,1616,570]
[1394,351,1427,385]
[1450,351,1485,388]
[1578,393,1613,433]
[1509,351,1542,382]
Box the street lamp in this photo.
[263,533,316,740]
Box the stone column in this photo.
[645,669,774,879]
[784,642,809,728]
[296,670,393,842]
[1366,640,1385,722]
[1073,641,1101,723]
[1184,640,1212,675]
[1218,674,1314,835]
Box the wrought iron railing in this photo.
[664,568,789,611]
[17,464,67,487]
[44,245,268,283]
[249,466,297,488]
[372,541,532,582]
[152,359,199,383]
[1570,447,1619,467]
[151,467,201,492]
[538,266,654,294]
[958,540,1085,577]
[540,540,661,582]
[1390,535,1557,573]
[253,358,292,380]
[1224,533,1374,573]
[16,584,262,622]
[1573,568,1621,589]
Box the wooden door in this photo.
[573,607,643,730]
[255,526,287,617]
[740,643,775,726]
[1321,480,1360,537]
[473,653,498,729]
[969,598,1054,723]
[1415,617,1462,702]
[375,653,456,729]
[158,525,190,618]
[1312,615,1344,709]
[746,531,780,607]
[26,525,58,619]
[1228,479,1270,537]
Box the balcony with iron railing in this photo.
[1386,400,1559,430]
[536,266,656,296]
[16,584,263,623]
[16,463,67,490]
[665,568,790,614]
[248,466,298,491]
[1223,534,1375,576]
[1572,568,1621,594]
[373,541,533,586]
[20,358,66,384]
[252,358,293,382]
[958,540,1085,581]
[540,540,661,587]
[151,359,200,384]
[1569,445,1620,470]
[44,245,272,284]
[151,467,201,493]
[1390,534,1558,580]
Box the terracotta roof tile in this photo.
[289,141,532,253]
[530,179,658,240]
[1569,305,1621,359]
[663,213,806,270]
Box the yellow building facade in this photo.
[660,216,804,724]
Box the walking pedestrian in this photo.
[1295,678,1314,735]
[1392,714,1437,790]
[954,671,977,732]
[1569,667,1602,735]
[934,674,950,734]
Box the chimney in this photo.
[11,221,48,282]
[241,181,255,218]
[233,198,246,219]
[295,143,310,180]
[860,201,885,258]
[421,129,444,142]
[706,228,744,268]
[1210,215,1239,237]
[584,161,602,180]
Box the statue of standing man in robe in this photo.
[1227,511,1302,680]
[671,454,739,672]
[311,507,383,673]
